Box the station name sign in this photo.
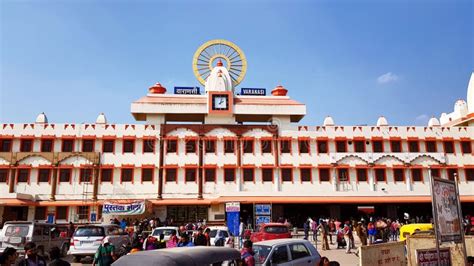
[174,87,201,95]
[241,88,266,96]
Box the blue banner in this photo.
[226,212,240,237]
[90,213,97,222]
[174,87,201,95]
[256,216,271,225]
[255,204,271,215]
[47,213,54,224]
[241,88,266,96]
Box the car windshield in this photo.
[253,245,272,265]
[74,226,105,237]
[152,228,177,236]
[264,226,288,234]
[4,225,30,237]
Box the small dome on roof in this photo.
[323,116,335,126]
[96,113,107,124]
[454,99,468,113]
[35,112,48,124]
[376,116,388,126]
[428,117,440,127]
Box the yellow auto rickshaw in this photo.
[399,223,433,241]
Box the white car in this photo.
[252,239,321,266]
[150,226,179,241]
[208,226,230,246]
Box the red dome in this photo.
[271,85,288,96]
[149,83,167,94]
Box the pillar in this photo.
[157,137,164,199]
[92,163,100,201]
[8,165,16,193]
[405,166,412,191]
[236,135,242,192]
[197,136,203,199]
[50,166,58,201]
[274,137,281,192]
[369,166,375,192]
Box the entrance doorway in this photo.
[3,206,28,222]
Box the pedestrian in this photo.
[204,228,211,246]
[329,219,335,244]
[177,234,194,247]
[0,247,17,266]
[68,222,75,238]
[92,237,115,266]
[239,219,245,248]
[303,219,310,240]
[343,224,351,254]
[47,247,70,266]
[16,242,47,266]
[194,227,207,246]
[120,218,127,231]
[356,222,367,246]
[240,240,255,266]
[368,222,376,245]
[166,231,178,248]
[311,218,318,246]
[320,221,330,250]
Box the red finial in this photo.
[217,59,223,67]
[271,85,288,96]
[149,83,167,94]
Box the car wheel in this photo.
[73,255,82,263]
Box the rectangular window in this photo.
[77,206,89,220]
[224,140,235,153]
[317,141,328,153]
[123,139,135,153]
[167,139,177,153]
[243,140,254,153]
[394,169,405,182]
[102,140,115,153]
[411,168,423,182]
[443,141,455,154]
[280,140,291,153]
[391,140,402,152]
[185,140,196,153]
[205,140,216,153]
[281,168,292,182]
[338,168,349,182]
[20,139,33,152]
[41,139,53,152]
[375,168,386,182]
[461,141,472,154]
[300,168,311,182]
[80,168,92,183]
[185,168,196,182]
[34,207,46,221]
[56,206,68,220]
[319,168,330,182]
[262,168,273,182]
[447,168,458,181]
[261,140,272,153]
[243,168,254,182]
[101,169,113,182]
[165,168,177,182]
[298,140,310,154]
[82,139,94,152]
[205,168,216,182]
[59,169,71,183]
[356,168,367,182]
[143,139,155,153]
[426,141,437,152]
[430,168,440,178]
[408,141,419,152]
[61,139,74,152]
[372,140,384,153]
[121,168,133,182]
[141,168,153,182]
[336,141,347,153]
[0,139,12,152]
[17,169,29,183]
[38,168,51,183]
[0,169,8,182]
[465,169,474,181]
[224,168,235,182]
[354,140,365,152]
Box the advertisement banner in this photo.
[225,202,240,212]
[431,178,463,243]
[416,248,451,266]
[226,212,240,237]
[255,204,271,215]
[102,201,145,215]
[256,216,271,225]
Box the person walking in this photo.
[343,224,351,254]
[92,237,115,266]
[311,218,318,246]
[17,242,47,266]
[0,247,17,266]
[68,222,75,238]
[356,222,367,246]
[194,227,207,246]
[166,231,178,248]
[303,219,310,240]
[320,221,330,250]
[240,240,255,266]
[48,247,70,266]
[368,222,376,245]
[177,234,194,247]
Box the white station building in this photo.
[0,40,473,226]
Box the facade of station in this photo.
[1,40,473,227]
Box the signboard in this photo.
[416,248,451,266]
[225,202,240,212]
[241,88,266,96]
[256,216,271,225]
[359,241,406,266]
[90,212,97,222]
[174,86,200,95]
[227,212,240,237]
[431,178,463,243]
[255,204,271,215]
[47,213,55,224]
[102,201,145,215]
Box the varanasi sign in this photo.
[102,201,145,215]
[174,87,201,95]
[241,88,266,96]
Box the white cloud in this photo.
[377,72,399,84]
[416,114,428,120]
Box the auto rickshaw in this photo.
[399,223,433,241]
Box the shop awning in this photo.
[0,199,35,206]
[149,199,212,205]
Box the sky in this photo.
[1,0,473,126]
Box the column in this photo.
[273,137,281,192]
[197,136,203,199]
[157,137,164,199]
[50,165,58,200]
[405,165,412,191]
[369,165,375,191]
[236,135,242,192]
[92,163,100,201]
[332,166,338,191]
[8,164,16,193]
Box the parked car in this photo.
[113,246,240,266]
[252,239,321,266]
[208,226,231,246]
[68,224,130,262]
[250,223,292,243]
[0,221,71,257]
[150,226,180,241]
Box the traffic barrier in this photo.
[358,241,406,266]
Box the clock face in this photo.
[212,95,228,110]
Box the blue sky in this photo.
[1,0,472,126]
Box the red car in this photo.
[250,223,292,243]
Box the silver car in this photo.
[68,224,130,262]
[253,239,321,266]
